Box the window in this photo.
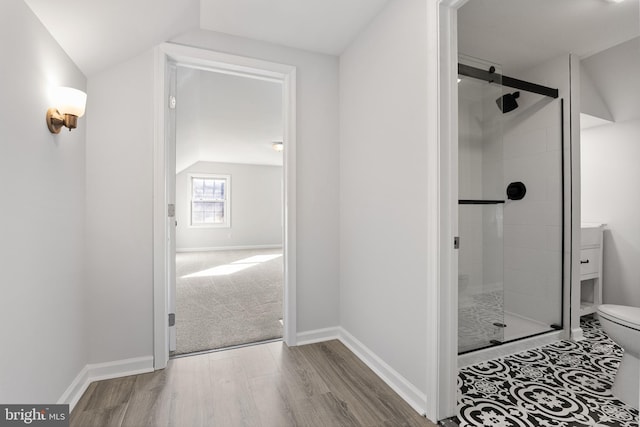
[189,174,230,227]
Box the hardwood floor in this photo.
[70,340,437,427]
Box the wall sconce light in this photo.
[272,141,284,152]
[46,87,87,134]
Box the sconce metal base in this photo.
[47,108,64,134]
[47,108,78,134]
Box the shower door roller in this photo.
[506,182,526,201]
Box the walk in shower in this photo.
[457,55,564,354]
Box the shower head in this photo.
[496,91,520,113]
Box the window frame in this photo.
[188,173,231,229]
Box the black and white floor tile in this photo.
[457,316,639,426]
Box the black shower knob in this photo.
[506,182,526,200]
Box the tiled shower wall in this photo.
[502,94,563,327]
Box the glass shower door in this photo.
[457,56,505,353]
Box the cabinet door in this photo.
[580,248,600,276]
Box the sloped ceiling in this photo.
[199,0,389,55]
[24,0,200,76]
[581,65,614,123]
[582,36,640,123]
[24,0,389,76]
[459,0,640,74]
[25,0,638,78]
[176,67,283,172]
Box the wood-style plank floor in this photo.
[70,340,437,427]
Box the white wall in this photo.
[0,0,87,403]
[581,37,640,308]
[339,0,429,395]
[176,161,282,250]
[582,120,640,307]
[86,50,155,363]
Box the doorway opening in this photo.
[153,44,297,369]
[171,65,285,356]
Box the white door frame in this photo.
[426,0,469,421]
[152,43,297,369]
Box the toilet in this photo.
[597,304,640,410]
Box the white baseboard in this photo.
[338,328,427,417]
[177,244,283,253]
[296,326,427,416]
[296,327,340,345]
[59,356,154,412]
[57,365,90,412]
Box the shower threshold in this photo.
[458,329,564,368]
[459,302,557,354]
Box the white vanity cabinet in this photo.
[579,224,604,316]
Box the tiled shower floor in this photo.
[456,316,639,426]
[459,290,504,352]
[459,290,550,353]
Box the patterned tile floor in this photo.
[457,316,639,426]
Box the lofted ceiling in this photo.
[582,36,640,123]
[175,67,283,172]
[458,0,640,74]
[199,0,389,55]
[24,0,200,77]
[24,0,389,77]
[25,0,638,78]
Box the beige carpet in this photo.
[174,248,283,355]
